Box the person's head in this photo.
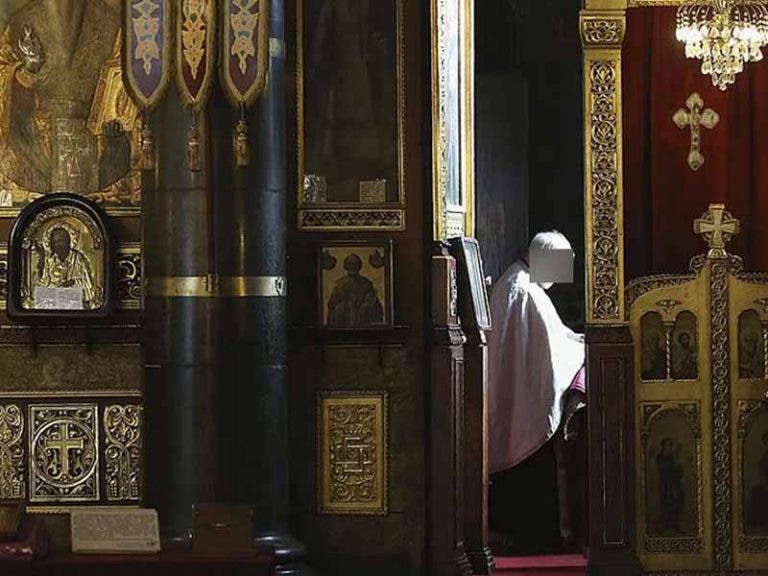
[343,254,363,276]
[49,227,71,259]
[528,230,574,290]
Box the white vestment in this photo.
[488,260,585,474]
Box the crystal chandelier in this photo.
[676,0,768,90]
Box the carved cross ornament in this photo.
[694,203,739,259]
[673,92,719,171]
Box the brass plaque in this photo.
[317,391,388,515]
[29,405,99,503]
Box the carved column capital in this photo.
[580,13,627,49]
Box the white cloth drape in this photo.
[487,261,585,474]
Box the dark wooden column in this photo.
[585,326,641,576]
[462,328,493,574]
[212,0,306,573]
[446,239,493,575]
[428,246,472,576]
[143,89,219,542]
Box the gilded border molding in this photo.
[0,403,24,499]
[710,260,733,571]
[298,209,405,231]
[317,390,389,516]
[581,10,626,325]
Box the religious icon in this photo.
[300,0,399,204]
[644,406,699,539]
[7,193,112,318]
[743,407,768,536]
[0,0,142,212]
[450,236,491,331]
[318,241,393,330]
[671,312,698,380]
[641,312,668,381]
[739,310,765,379]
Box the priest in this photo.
[487,230,586,550]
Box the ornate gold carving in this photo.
[104,405,142,502]
[581,17,626,47]
[298,209,406,232]
[710,259,733,570]
[117,250,141,308]
[181,0,207,79]
[318,391,388,515]
[656,298,682,317]
[29,405,99,503]
[0,404,24,499]
[0,345,141,396]
[587,59,622,322]
[230,0,260,75]
[132,0,162,75]
[695,204,740,260]
[626,273,697,313]
[673,93,719,172]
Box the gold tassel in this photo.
[140,120,154,171]
[187,116,201,172]
[234,104,249,167]
[234,118,249,167]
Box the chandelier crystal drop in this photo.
[676,0,768,90]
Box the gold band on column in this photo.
[218,276,287,297]
[145,275,286,297]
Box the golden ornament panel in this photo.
[317,391,388,515]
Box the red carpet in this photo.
[494,554,587,575]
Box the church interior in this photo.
[0,0,767,575]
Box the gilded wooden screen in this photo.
[626,205,768,572]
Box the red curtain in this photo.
[623,7,768,280]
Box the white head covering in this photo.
[529,230,573,290]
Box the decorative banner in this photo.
[220,0,270,106]
[123,0,172,109]
[123,0,172,170]
[176,0,216,110]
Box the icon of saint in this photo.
[672,332,697,380]
[326,253,384,328]
[746,431,768,534]
[656,437,684,535]
[36,224,95,308]
[0,0,138,203]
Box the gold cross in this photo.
[693,203,739,259]
[673,92,719,171]
[44,423,83,478]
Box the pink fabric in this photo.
[568,366,586,394]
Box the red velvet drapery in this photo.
[623,7,768,280]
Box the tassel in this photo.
[187,116,201,172]
[140,120,154,171]
[234,118,249,167]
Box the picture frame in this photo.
[7,193,114,319]
[431,0,475,240]
[450,236,491,331]
[296,0,407,231]
[317,240,393,330]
